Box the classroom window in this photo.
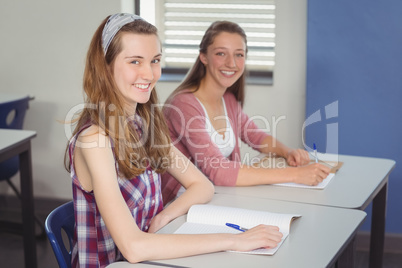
[133,0,275,84]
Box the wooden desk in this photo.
[215,154,395,268]
[0,129,37,268]
[107,194,366,268]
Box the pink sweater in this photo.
[161,91,269,204]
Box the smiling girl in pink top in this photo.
[162,21,330,204]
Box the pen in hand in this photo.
[226,223,249,232]
[313,143,318,163]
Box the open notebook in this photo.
[253,155,343,189]
[174,204,301,255]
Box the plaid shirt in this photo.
[69,120,163,268]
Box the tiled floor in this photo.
[1,197,402,268]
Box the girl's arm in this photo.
[236,162,331,186]
[236,105,329,186]
[165,94,327,187]
[235,134,331,186]
[258,135,310,167]
[75,129,283,263]
[148,145,215,232]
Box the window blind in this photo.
[153,0,275,72]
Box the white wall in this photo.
[238,0,308,157]
[0,0,307,200]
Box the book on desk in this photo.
[174,204,300,255]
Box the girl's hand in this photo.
[286,149,310,167]
[148,212,172,233]
[232,225,283,252]
[292,163,331,186]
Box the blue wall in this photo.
[306,0,402,233]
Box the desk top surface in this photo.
[215,154,395,209]
[107,194,366,268]
[0,129,36,153]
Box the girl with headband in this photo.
[162,21,331,204]
[64,13,282,267]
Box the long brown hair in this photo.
[167,20,248,107]
[65,16,171,178]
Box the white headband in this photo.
[102,13,143,54]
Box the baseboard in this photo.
[356,231,402,254]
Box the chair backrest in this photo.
[45,201,75,268]
[0,96,30,129]
[0,96,30,181]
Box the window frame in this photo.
[134,0,273,85]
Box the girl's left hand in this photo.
[286,149,310,167]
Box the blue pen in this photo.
[313,143,318,163]
[226,223,248,232]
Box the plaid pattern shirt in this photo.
[69,119,163,268]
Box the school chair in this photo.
[0,95,46,237]
[45,201,74,268]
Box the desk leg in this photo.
[369,182,387,268]
[337,236,355,268]
[19,143,37,268]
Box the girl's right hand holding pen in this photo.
[292,163,331,186]
[232,225,283,252]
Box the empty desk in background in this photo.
[107,194,366,268]
[215,154,395,268]
[0,129,37,268]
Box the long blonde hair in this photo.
[65,16,171,178]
